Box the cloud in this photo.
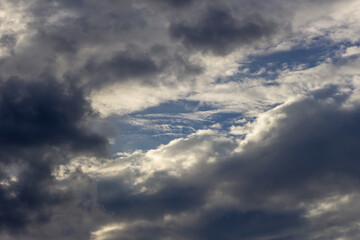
[0,77,108,233]
[83,50,162,88]
[169,7,280,55]
[0,78,107,152]
[0,34,16,55]
[198,209,304,240]
[156,0,194,8]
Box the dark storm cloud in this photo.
[0,151,68,233]
[169,8,279,55]
[0,77,108,233]
[0,78,106,152]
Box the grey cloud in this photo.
[81,47,203,89]
[0,151,68,233]
[169,8,279,55]
[0,34,17,55]
[0,78,107,152]
[0,0,285,85]
[0,0,150,80]
[84,50,163,88]
[0,0,285,91]
[199,209,304,240]
[0,77,108,233]
[36,29,80,54]
[156,0,194,8]
[97,174,208,220]
[0,0,201,90]
[221,93,360,200]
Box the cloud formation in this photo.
[0,0,360,239]
[89,90,360,239]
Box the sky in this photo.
[1,0,360,239]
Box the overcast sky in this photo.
[1,0,360,239]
